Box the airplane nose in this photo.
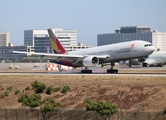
[152,46,155,52]
[149,46,155,53]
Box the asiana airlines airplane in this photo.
[13,29,155,73]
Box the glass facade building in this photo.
[34,37,91,53]
[26,28,91,53]
[34,37,53,53]
[97,26,166,51]
[120,26,150,33]
[98,32,152,45]
[24,28,77,50]
[0,46,34,61]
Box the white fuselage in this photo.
[68,40,154,63]
[147,51,166,65]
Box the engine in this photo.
[138,58,146,62]
[119,61,131,67]
[119,58,146,67]
[129,59,142,65]
[82,56,99,67]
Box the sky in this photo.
[0,0,166,47]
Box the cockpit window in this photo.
[144,44,152,47]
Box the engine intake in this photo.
[83,56,99,67]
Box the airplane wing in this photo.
[13,51,110,64]
[13,51,83,59]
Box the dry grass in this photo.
[0,74,166,112]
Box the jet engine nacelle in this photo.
[126,58,146,67]
[129,59,142,65]
[119,58,146,67]
[82,56,99,67]
[119,60,140,66]
[119,61,131,66]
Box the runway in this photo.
[0,62,166,76]
[0,70,166,77]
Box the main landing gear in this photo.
[107,63,118,74]
[81,63,118,74]
[142,63,149,67]
[81,67,92,73]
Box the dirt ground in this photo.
[0,71,166,112]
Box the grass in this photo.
[0,75,165,88]
[6,86,13,91]
[0,73,166,111]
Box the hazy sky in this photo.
[0,0,166,47]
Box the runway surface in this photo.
[0,70,166,77]
[0,62,166,76]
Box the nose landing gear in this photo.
[107,62,118,73]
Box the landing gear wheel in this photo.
[142,63,149,67]
[107,69,118,74]
[157,64,163,67]
[107,62,118,74]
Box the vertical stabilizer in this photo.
[47,29,67,54]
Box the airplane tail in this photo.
[47,29,67,54]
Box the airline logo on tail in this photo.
[48,29,67,54]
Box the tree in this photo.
[41,97,61,120]
[86,99,118,120]
[31,81,46,93]
[18,94,43,107]
[61,85,70,93]
[18,94,60,120]
[4,59,12,63]
[46,86,53,95]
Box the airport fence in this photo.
[0,108,165,120]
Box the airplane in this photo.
[119,51,166,67]
[13,29,155,73]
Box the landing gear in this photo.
[107,69,118,73]
[57,64,63,71]
[107,62,118,74]
[142,63,149,67]
[81,67,92,73]
[157,64,163,67]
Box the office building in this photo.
[24,28,77,48]
[34,36,91,53]
[70,42,91,51]
[97,26,166,51]
[25,28,90,53]
[0,46,34,61]
[152,31,166,51]
[0,32,10,47]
